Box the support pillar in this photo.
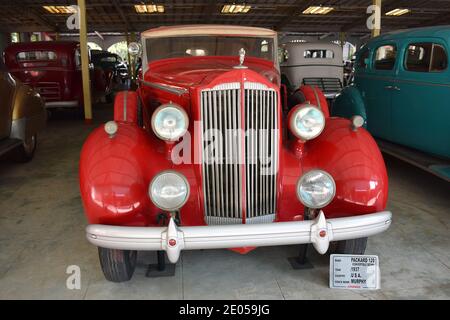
[372,0,382,37]
[78,0,93,124]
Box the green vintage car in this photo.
[333,26,450,181]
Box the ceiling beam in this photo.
[28,7,58,32]
[421,10,450,26]
[275,0,316,31]
[112,0,133,32]
[204,0,218,23]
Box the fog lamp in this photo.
[297,170,335,209]
[149,171,189,211]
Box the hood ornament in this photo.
[234,48,248,69]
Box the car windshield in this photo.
[145,36,275,62]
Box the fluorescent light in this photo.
[43,6,77,14]
[303,6,334,15]
[386,8,410,16]
[221,4,251,14]
[290,39,306,43]
[134,4,165,14]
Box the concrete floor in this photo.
[0,104,449,300]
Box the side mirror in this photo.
[128,42,142,57]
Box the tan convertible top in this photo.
[142,25,277,38]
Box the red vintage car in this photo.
[80,25,392,282]
[4,41,114,111]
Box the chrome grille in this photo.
[201,82,278,225]
[34,82,61,101]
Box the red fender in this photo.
[299,85,330,117]
[114,91,138,123]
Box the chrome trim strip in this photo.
[141,80,188,96]
[45,101,78,108]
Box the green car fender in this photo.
[332,86,367,126]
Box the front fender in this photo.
[11,83,46,141]
[276,117,388,222]
[302,118,388,218]
[79,123,171,226]
[332,86,367,123]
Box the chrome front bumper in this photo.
[45,101,79,108]
[86,211,392,263]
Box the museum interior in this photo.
[0,0,448,300]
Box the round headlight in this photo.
[149,171,189,211]
[289,104,325,141]
[151,104,189,141]
[297,170,336,209]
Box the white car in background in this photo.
[280,42,344,100]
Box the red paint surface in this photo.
[114,91,138,123]
[299,85,330,117]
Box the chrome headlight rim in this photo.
[151,103,189,142]
[289,104,325,141]
[149,170,190,211]
[296,169,336,209]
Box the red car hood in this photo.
[145,56,280,88]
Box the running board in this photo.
[376,139,450,182]
[0,138,22,157]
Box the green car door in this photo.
[359,43,399,141]
[390,38,450,159]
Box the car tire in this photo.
[331,237,368,255]
[98,247,137,282]
[14,134,37,162]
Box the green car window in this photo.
[405,43,448,72]
[374,45,397,70]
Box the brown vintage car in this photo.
[0,59,46,162]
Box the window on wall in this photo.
[108,41,129,61]
[87,42,102,51]
[75,49,81,68]
[30,34,39,42]
[405,43,448,72]
[358,48,370,68]
[304,49,334,59]
[11,33,19,43]
[374,45,397,70]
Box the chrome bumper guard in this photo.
[86,211,392,263]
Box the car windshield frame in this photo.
[143,35,277,71]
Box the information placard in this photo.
[330,254,380,290]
